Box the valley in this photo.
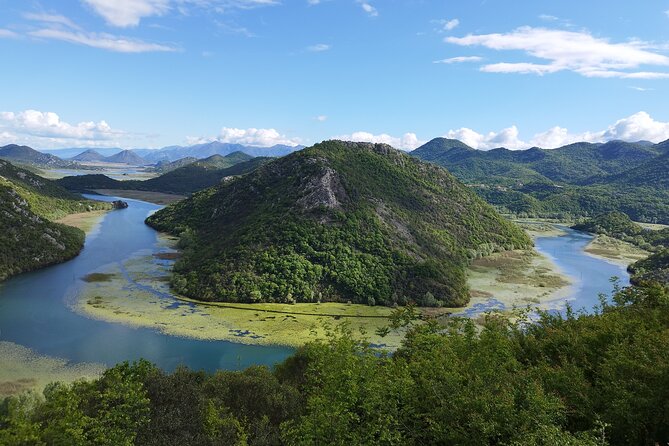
[0,186,632,397]
[0,139,666,443]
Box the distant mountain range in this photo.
[104,150,147,165]
[411,137,669,222]
[0,144,77,168]
[41,147,124,159]
[11,135,669,222]
[411,138,665,186]
[134,141,302,163]
[38,142,302,165]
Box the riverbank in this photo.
[71,249,414,349]
[0,342,105,397]
[460,248,571,319]
[514,220,569,238]
[583,234,649,267]
[56,210,109,234]
[93,189,185,205]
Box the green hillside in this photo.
[629,249,669,285]
[147,157,198,173]
[146,140,531,307]
[0,160,110,280]
[596,152,669,189]
[0,159,109,220]
[412,138,659,186]
[412,138,669,223]
[574,211,669,251]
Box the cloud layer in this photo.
[83,0,170,27]
[82,0,279,27]
[445,112,669,150]
[337,112,669,152]
[446,27,669,79]
[334,131,424,150]
[188,127,301,147]
[24,8,177,52]
[0,109,126,147]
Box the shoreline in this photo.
[582,234,649,267]
[92,189,186,205]
[70,254,408,349]
[55,210,109,235]
[0,341,105,398]
[460,246,573,318]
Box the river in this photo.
[0,197,630,373]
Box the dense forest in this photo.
[412,138,669,223]
[628,250,669,286]
[0,159,110,281]
[573,211,669,252]
[146,140,531,307]
[2,279,668,445]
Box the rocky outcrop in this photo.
[112,200,129,209]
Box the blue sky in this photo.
[1,0,669,151]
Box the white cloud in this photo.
[538,14,558,21]
[315,115,328,122]
[0,110,128,148]
[444,19,459,30]
[356,1,378,17]
[29,28,178,53]
[435,18,459,31]
[189,127,301,147]
[307,43,331,52]
[601,112,669,142]
[23,12,81,29]
[432,18,459,33]
[629,86,653,91]
[307,0,321,4]
[81,0,279,27]
[444,126,527,150]
[23,11,177,52]
[446,27,669,79]
[215,20,255,37]
[82,0,171,27]
[440,112,669,150]
[433,56,482,64]
[0,29,18,38]
[0,131,16,145]
[335,132,424,150]
[0,110,123,140]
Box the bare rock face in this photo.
[297,163,347,212]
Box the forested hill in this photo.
[0,159,110,281]
[146,140,531,307]
[595,152,669,189]
[412,138,662,186]
[412,137,669,222]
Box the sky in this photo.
[1,0,669,151]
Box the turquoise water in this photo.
[0,199,630,371]
[0,195,293,372]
